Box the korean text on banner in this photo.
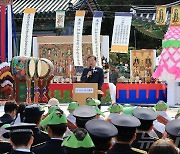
[111,12,132,53]
[19,8,36,57]
[155,6,167,26]
[171,6,180,26]
[56,10,65,28]
[92,11,103,67]
[73,10,85,66]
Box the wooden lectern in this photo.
[73,83,98,106]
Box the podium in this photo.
[73,83,98,105]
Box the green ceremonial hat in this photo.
[68,102,79,110]
[62,128,94,148]
[93,106,105,117]
[108,103,123,113]
[154,100,169,111]
[48,106,60,114]
[123,106,137,115]
[177,109,180,115]
[40,110,67,126]
[85,98,100,106]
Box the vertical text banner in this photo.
[111,12,132,53]
[19,8,36,57]
[92,11,103,67]
[171,6,180,26]
[56,10,65,28]
[155,6,167,26]
[7,4,13,62]
[73,10,85,66]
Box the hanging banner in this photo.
[73,10,85,66]
[7,4,13,62]
[170,6,180,26]
[55,10,65,28]
[92,11,103,67]
[111,12,132,53]
[1,4,6,62]
[155,6,167,26]
[19,8,36,57]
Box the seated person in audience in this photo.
[67,102,79,130]
[132,108,158,152]
[16,102,28,122]
[23,105,50,147]
[85,119,118,154]
[0,101,18,124]
[149,107,165,139]
[106,103,123,122]
[0,122,12,153]
[165,119,180,149]
[154,100,172,124]
[149,139,179,154]
[33,109,67,154]
[73,105,96,128]
[175,109,180,119]
[108,114,147,154]
[47,98,59,106]
[5,122,36,154]
[62,128,94,154]
[42,98,60,119]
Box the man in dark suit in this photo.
[81,55,104,108]
[0,101,18,124]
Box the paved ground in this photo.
[0,103,179,119]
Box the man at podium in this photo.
[81,55,104,108]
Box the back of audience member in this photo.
[85,119,118,154]
[132,108,158,152]
[106,103,123,122]
[73,105,96,128]
[148,139,179,154]
[165,119,180,149]
[67,101,79,131]
[33,109,67,154]
[154,100,172,124]
[108,114,147,154]
[62,128,94,154]
[16,102,28,122]
[23,104,50,146]
[5,122,36,154]
[0,101,18,124]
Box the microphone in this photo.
[88,66,92,77]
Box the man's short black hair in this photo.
[10,132,32,147]
[4,102,18,113]
[90,136,111,152]
[137,120,153,131]
[76,117,94,128]
[63,147,94,154]
[47,124,67,136]
[116,127,136,143]
[87,55,97,61]
[23,116,42,125]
